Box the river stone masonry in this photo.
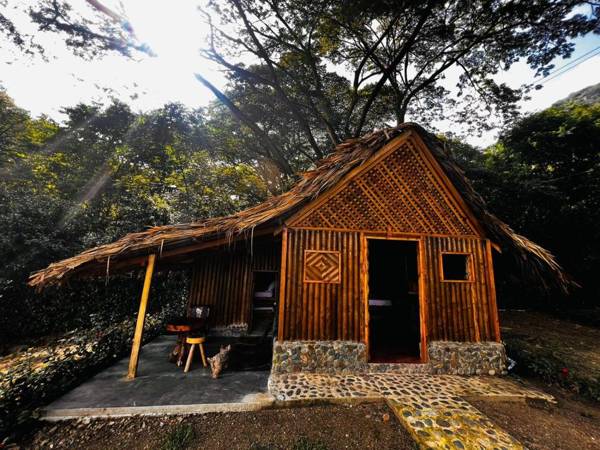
[428,341,508,375]
[209,323,249,337]
[271,340,367,374]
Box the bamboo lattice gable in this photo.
[289,134,480,235]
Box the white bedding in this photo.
[369,299,392,306]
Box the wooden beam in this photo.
[81,227,281,280]
[417,237,429,362]
[485,240,501,342]
[360,233,370,359]
[277,227,288,341]
[127,254,156,379]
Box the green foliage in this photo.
[504,336,600,402]
[0,92,268,345]
[160,423,195,450]
[0,306,178,437]
[453,102,600,305]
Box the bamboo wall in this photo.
[188,240,280,327]
[279,228,499,343]
[279,134,499,345]
[291,137,478,236]
[423,236,498,342]
[280,228,363,341]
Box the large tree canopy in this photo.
[196,0,599,174]
[450,101,600,305]
[2,1,598,177]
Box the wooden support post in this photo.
[127,254,156,379]
[417,238,429,362]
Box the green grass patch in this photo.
[160,423,195,450]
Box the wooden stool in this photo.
[184,336,207,372]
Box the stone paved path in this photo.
[269,373,554,449]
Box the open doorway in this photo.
[250,271,278,336]
[367,239,421,363]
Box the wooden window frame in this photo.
[439,251,474,283]
[303,249,342,284]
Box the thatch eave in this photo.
[28,123,573,293]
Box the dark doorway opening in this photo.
[367,239,420,363]
[250,271,278,336]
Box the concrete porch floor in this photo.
[43,335,272,419]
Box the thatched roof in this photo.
[29,123,571,292]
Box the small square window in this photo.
[441,253,471,281]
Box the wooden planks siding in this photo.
[281,228,363,341]
[188,241,280,327]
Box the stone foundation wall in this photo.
[427,341,507,375]
[272,340,367,374]
[209,323,248,337]
[271,340,507,376]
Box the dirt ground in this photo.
[17,402,416,450]
[471,380,600,450]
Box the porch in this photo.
[42,335,273,420]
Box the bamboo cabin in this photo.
[29,124,570,377]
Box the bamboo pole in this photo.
[277,227,288,341]
[418,237,429,362]
[127,254,156,379]
[485,240,501,341]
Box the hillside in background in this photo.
[553,82,600,106]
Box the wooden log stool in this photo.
[184,336,207,372]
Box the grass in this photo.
[160,423,195,450]
[501,310,600,401]
[293,437,329,450]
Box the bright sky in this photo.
[1,1,599,148]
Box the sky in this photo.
[1,1,599,148]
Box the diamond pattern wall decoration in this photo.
[303,250,341,284]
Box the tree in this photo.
[197,0,599,170]
[466,102,600,305]
[3,1,598,178]
[0,98,268,342]
[0,90,30,162]
[1,0,151,58]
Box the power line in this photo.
[535,45,600,85]
[539,48,600,85]
[534,45,600,82]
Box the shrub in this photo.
[0,303,181,438]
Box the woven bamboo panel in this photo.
[295,139,477,235]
